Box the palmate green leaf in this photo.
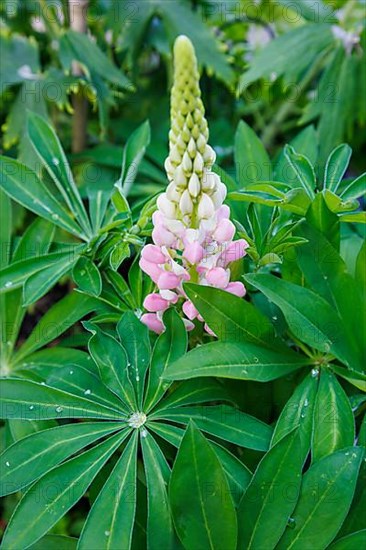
[73,256,102,296]
[329,531,366,550]
[141,432,175,550]
[0,189,11,268]
[144,309,187,413]
[237,429,303,550]
[78,432,137,550]
[169,423,237,550]
[117,311,151,407]
[115,120,151,197]
[0,379,125,420]
[238,23,333,93]
[164,341,310,382]
[149,422,252,505]
[23,253,78,306]
[324,144,352,193]
[340,173,366,201]
[28,534,77,550]
[284,145,316,198]
[277,447,364,550]
[0,422,124,496]
[86,324,136,411]
[13,348,95,379]
[271,372,319,463]
[46,365,129,413]
[8,418,57,443]
[155,378,232,411]
[312,369,355,462]
[306,192,340,248]
[1,217,55,365]
[337,460,366,537]
[184,283,276,348]
[245,273,350,366]
[0,248,82,293]
[329,365,366,393]
[151,405,272,451]
[1,429,130,550]
[295,225,365,371]
[274,125,318,185]
[322,189,359,214]
[27,112,92,237]
[0,156,85,239]
[235,120,272,186]
[59,30,132,90]
[13,291,98,363]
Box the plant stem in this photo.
[69,0,89,153]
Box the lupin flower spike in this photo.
[140,35,249,333]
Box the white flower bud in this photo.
[182,151,193,173]
[192,125,200,139]
[211,190,224,209]
[197,134,206,153]
[157,193,176,219]
[180,189,194,214]
[188,173,201,197]
[202,171,218,192]
[164,218,185,236]
[170,145,181,164]
[174,164,187,188]
[188,138,196,158]
[193,152,204,174]
[203,145,216,166]
[186,113,194,129]
[166,182,182,202]
[176,134,186,152]
[198,193,215,219]
[164,158,174,180]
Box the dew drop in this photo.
[69,370,74,375]
[4,282,13,288]
[55,406,63,413]
[5,461,10,467]
[52,213,59,220]
[52,157,60,166]
[254,357,259,364]
[272,315,278,321]
[29,405,34,410]
[311,368,319,378]
[80,270,86,276]
[135,375,140,382]
[41,382,46,385]
[104,531,110,537]
[84,389,91,396]
[141,429,148,438]
[304,398,309,407]
[287,517,296,529]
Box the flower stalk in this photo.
[140,35,248,333]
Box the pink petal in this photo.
[139,257,163,283]
[204,323,217,337]
[213,219,235,243]
[183,242,205,264]
[219,239,249,266]
[141,244,166,264]
[143,293,170,312]
[141,313,165,334]
[206,267,230,289]
[152,225,176,247]
[182,300,199,320]
[157,271,181,290]
[226,281,246,298]
[183,319,195,331]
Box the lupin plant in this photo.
[140,36,248,334]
